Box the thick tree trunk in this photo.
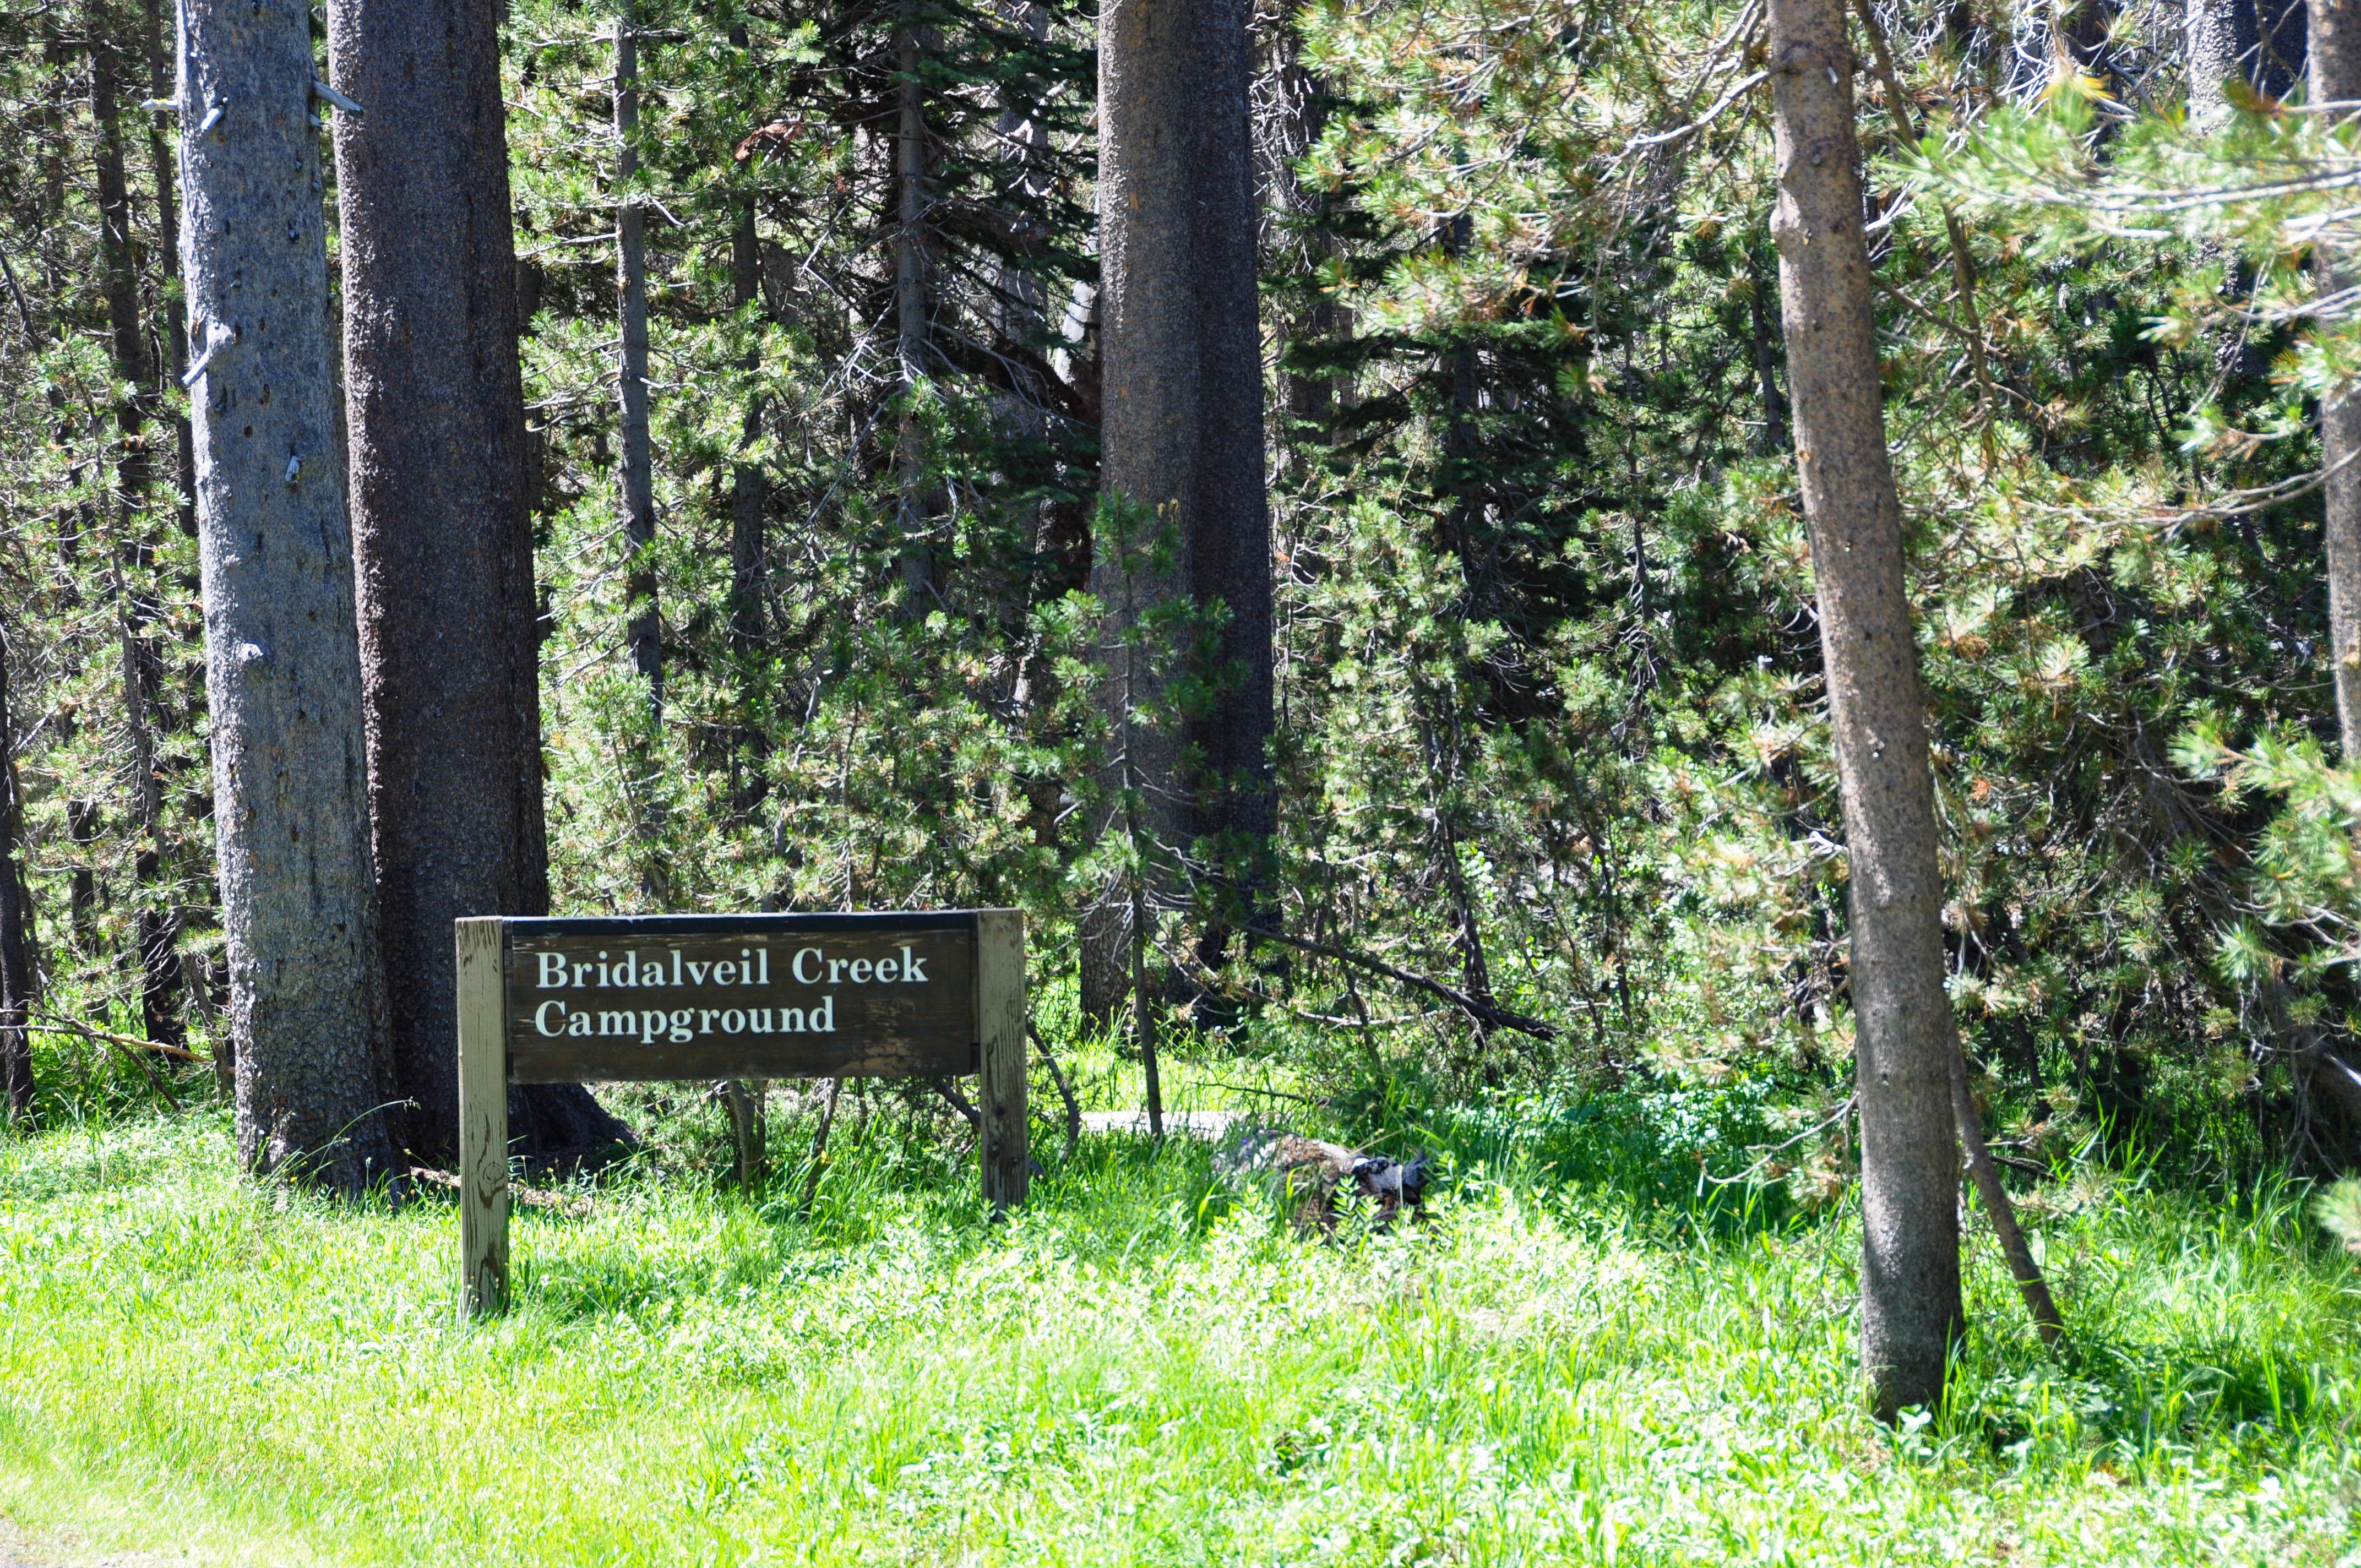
[2316,0,2361,757]
[1766,0,1961,1418]
[0,625,34,1125]
[2192,0,2308,115]
[1087,0,1275,1021]
[328,0,623,1169]
[91,9,187,1049]
[177,0,395,1191]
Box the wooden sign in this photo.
[455,910,1026,1317]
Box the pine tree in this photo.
[1766,0,1960,1414]
[178,0,393,1190]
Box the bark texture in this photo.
[178,0,394,1190]
[2317,0,2361,756]
[2191,0,2308,115]
[1766,0,1962,1417]
[328,0,622,1168]
[1087,0,1275,1020]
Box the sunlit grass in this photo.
[1,1107,2356,1565]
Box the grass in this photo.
[1,1086,2358,1566]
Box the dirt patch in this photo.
[0,1519,197,1567]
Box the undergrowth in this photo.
[1,1090,2357,1566]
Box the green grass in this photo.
[1,1103,2357,1566]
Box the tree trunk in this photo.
[177,0,395,1191]
[727,51,768,813]
[2191,0,2308,114]
[1766,0,1961,1418]
[893,13,937,610]
[148,0,197,540]
[0,624,35,1125]
[327,0,624,1169]
[616,6,660,720]
[1089,0,1275,1019]
[91,6,188,1048]
[2316,0,2361,758]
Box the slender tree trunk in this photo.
[724,1077,766,1188]
[1766,0,1961,1418]
[2318,0,2361,758]
[0,625,34,1125]
[894,12,935,610]
[177,0,395,1190]
[1748,247,1789,454]
[91,8,187,1048]
[1088,0,1275,1020]
[327,0,625,1168]
[148,0,197,540]
[616,6,659,717]
[728,29,768,813]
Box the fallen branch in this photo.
[1239,925,1558,1042]
[406,1166,594,1219]
[1950,1048,2066,1351]
[1027,1021,1082,1164]
[931,1076,982,1132]
[1190,1080,1323,1107]
[30,1008,208,1062]
[30,1009,192,1107]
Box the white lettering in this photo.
[567,1010,592,1036]
[812,995,836,1032]
[537,952,568,990]
[714,961,736,986]
[900,945,927,984]
[850,958,873,984]
[793,948,823,985]
[686,960,711,984]
[721,1008,744,1034]
[534,1000,566,1035]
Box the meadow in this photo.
[1,1068,2355,1566]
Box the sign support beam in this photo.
[976,909,1027,1212]
[456,916,510,1319]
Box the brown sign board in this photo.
[503,912,978,1082]
[455,910,1027,1317]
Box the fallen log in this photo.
[406,1165,594,1219]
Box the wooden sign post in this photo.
[455,910,1025,1316]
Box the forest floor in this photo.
[0,1102,2356,1566]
